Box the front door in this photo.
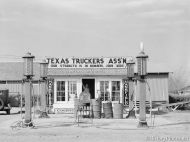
[82,79,95,99]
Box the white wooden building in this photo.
[0,57,170,113]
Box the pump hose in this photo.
[0,98,4,110]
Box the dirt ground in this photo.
[0,108,190,142]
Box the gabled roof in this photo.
[0,62,170,80]
[0,62,40,80]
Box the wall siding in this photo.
[0,83,40,96]
[135,74,169,102]
[0,74,169,104]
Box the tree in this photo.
[169,66,190,93]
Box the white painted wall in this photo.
[52,76,124,110]
[135,74,169,102]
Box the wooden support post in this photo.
[24,80,33,126]
[138,79,148,128]
[48,83,51,107]
[22,52,35,127]
[39,80,49,118]
[41,81,46,111]
[126,80,136,118]
[136,42,148,128]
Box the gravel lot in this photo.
[0,108,190,142]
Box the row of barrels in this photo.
[74,98,123,119]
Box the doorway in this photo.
[82,79,95,99]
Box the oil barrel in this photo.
[113,103,123,119]
[91,99,101,119]
[103,102,113,119]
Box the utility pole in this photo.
[136,42,149,128]
[39,60,49,118]
[22,52,35,127]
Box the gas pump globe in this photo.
[126,57,135,78]
[136,42,148,77]
[40,59,48,80]
[22,52,35,78]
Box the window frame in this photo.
[54,79,79,103]
[111,81,121,101]
[68,81,77,101]
[97,79,121,102]
[99,81,110,101]
[56,81,66,102]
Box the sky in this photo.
[0,0,190,86]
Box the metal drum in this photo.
[113,103,123,119]
[91,99,101,119]
[103,102,113,119]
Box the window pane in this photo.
[115,92,120,101]
[101,92,104,100]
[100,81,104,91]
[60,92,65,101]
[61,81,64,86]
[105,82,109,89]
[116,82,120,91]
[61,97,65,101]
[56,81,65,101]
[57,97,60,101]
[111,81,120,101]
[68,81,77,101]
[73,84,77,93]
[99,81,110,101]
[57,92,60,97]
[105,91,109,101]
[61,82,65,90]
[57,81,60,90]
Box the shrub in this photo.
[169,93,190,110]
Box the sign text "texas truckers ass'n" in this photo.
[47,57,131,68]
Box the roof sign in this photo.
[47,57,130,68]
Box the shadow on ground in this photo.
[158,121,190,127]
[0,112,20,115]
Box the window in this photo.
[111,81,120,101]
[100,81,109,101]
[68,81,77,101]
[56,81,65,101]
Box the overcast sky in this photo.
[0,0,190,81]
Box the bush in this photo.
[169,93,190,110]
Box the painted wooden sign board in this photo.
[47,57,132,68]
